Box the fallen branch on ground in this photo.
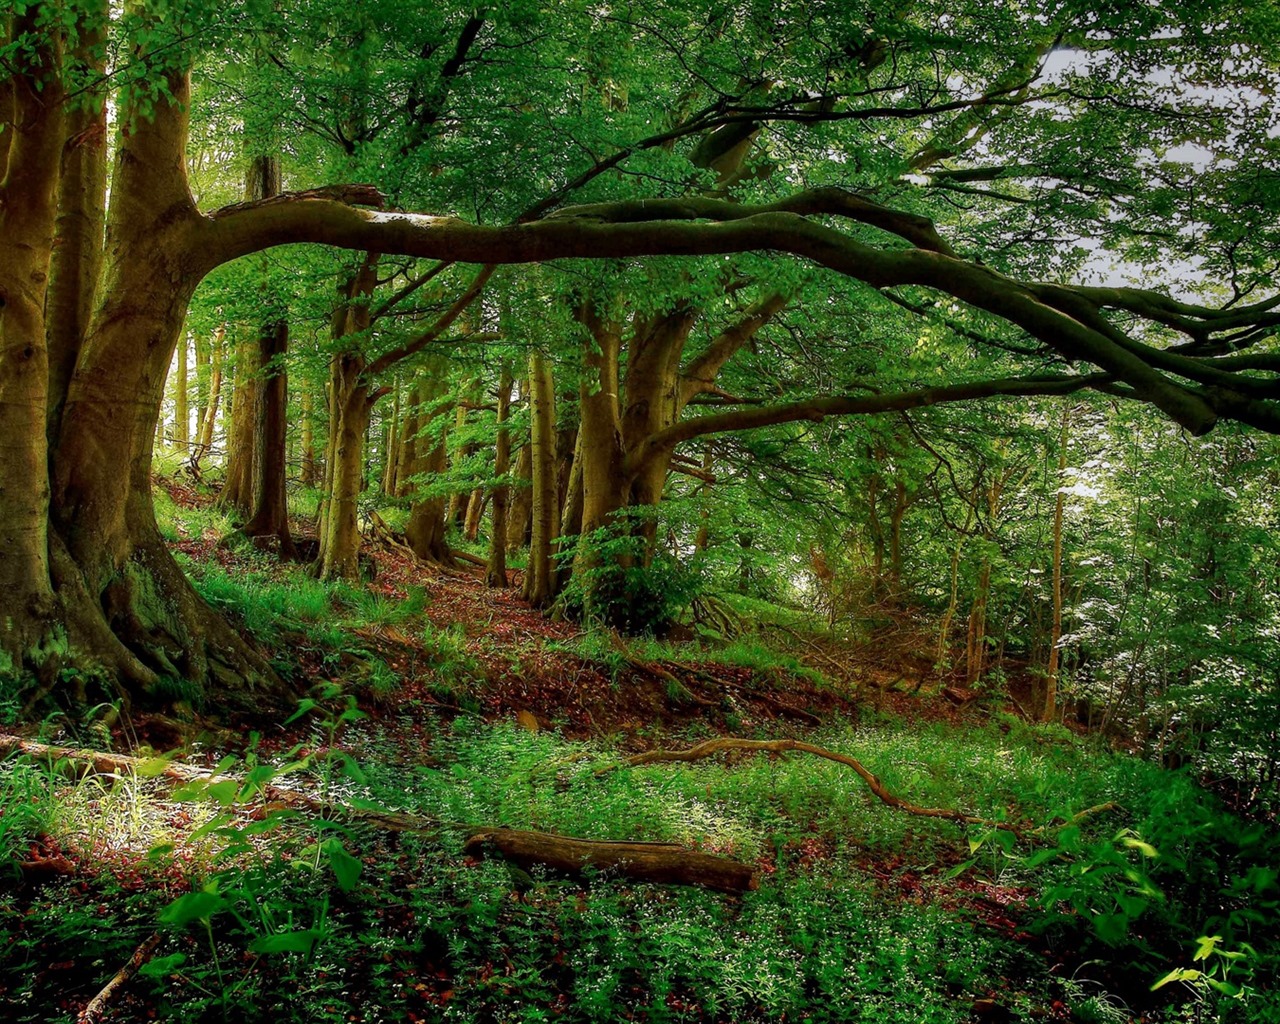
[464,828,756,893]
[78,932,163,1024]
[598,736,1023,833]
[0,734,754,892]
[673,663,824,725]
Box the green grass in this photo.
[3,711,1278,1022]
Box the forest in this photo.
[2,0,1279,1020]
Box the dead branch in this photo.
[464,827,756,893]
[0,734,754,891]
[608,637,718,707]
[673,664,823,725]
[599,736,1021,834]
[78,932,163,1024]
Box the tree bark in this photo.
[218,332,257,513]
[463,828,756,894]
[485,362,513,587]
[313,264,377,581]
[404,363,453,564]
[522,347,560,607]
[239,155,294,556]
[1043,402,1071,721]
[506,440,532,558]
[0,10,64,670]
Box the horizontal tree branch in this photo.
[624,373,1114,476]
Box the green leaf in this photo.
[136,753,179,778]
[250,929,326,954]
[1194,934,1222,961]
[1120,835,1158,858]
[139,953,187,977]
[945,857,977,879]
[159,888,226,927]
[1152,968,1201,990]
[323,838,363,892]
[284,698,319,726]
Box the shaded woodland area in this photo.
[2,1,1280,1021]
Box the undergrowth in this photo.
[3,713,1277,1022]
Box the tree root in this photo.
[77,932,163,1024]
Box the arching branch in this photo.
[623,373,1113,477]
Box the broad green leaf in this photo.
[324,838,363,892]
[139,953,187,977]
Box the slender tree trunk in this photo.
[693,447,714,552]
[218,333,257,512]
[506,441,532,558]
[195,327,223,463]
[523,347,560,607]
[382,380,401,495]
[486,363,513,587]
[172,337,190,449]
[445,395,472,529]
[1043,402,1071,721]
[404,365,453,564]
[195,332,210,443]
[239,155,294,555]
[300,386,318,487]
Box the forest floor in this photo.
[0,477,1272,1024]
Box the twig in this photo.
[78,932,163,1024]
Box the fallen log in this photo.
[464,827,756,894]
[0,734,755,892]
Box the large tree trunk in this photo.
[43,70,283,709]
[314,255,378,580]
[45,3,106,447]
[317,365,373,580]
[0,11,64,671]
[575,309,629,561]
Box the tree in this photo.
[5,0,1280,713]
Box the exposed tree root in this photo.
[77,932,163,1024]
